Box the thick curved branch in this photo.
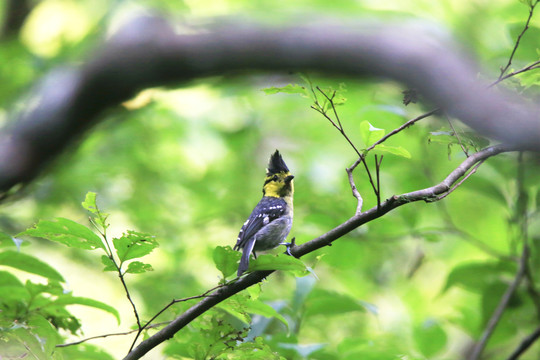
[0,16,538,193]
[124,144,514,360]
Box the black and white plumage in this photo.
[233,150,294,276]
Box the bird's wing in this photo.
[234,198,286,250]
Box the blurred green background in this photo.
[1,0,540,359]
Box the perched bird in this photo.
[234,150,294,276]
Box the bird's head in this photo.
[263,150,294,198]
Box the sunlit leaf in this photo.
[249,254,308,275]
[19,218,104,250]
[262,84,309,97]
[101,255,117,272]
[359,121,385,147]
[125,261,153,274]
[413,319,447,357]
[442,261,516,293]
[113,231,158,263]
[213,245,240,278]
[0,250,64,282]
[51,295,121,324]
[305,289,366,316]
[371,144,411,158]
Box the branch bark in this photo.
[0,16,539,194]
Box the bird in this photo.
[233,150,294,276]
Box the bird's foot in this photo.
[280,237,296,256]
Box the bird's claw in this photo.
[280,237,296,256]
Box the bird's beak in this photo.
[285,175,294,183]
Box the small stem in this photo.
[365,108,440,153]
[506,325,540,360]
[434,160,484,201]
[468,245,529,360]
[446,115,469,157]
[498,0,539,79]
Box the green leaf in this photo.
[218,294,288,329]
[125,261,153,274]
[371,144,411,158]
[19,218,104,250]
[81,192,99,215]
[100,255,117,272]
[359,121,385,147]
[113,230,158,263]
[55,343,115,360]
[0,285,30,303]
[413,319,447,357]
[0,232,17,248]
[242,298,289,329]
[217,295,251,324]
[442,261,517,293]
[249,254,308,275]
[51,295,121,324]
[213,245,241,278]
[4,320,55,359]
[81,192,109,230]
[27,314,62,353]
[0,250,65,282]
[262,84,309,97]
[305,289,366,316]
[0,270,24,287]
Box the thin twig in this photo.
[90,212,142,332]
[375,155,383,210]
[468,244,529,360]
[128,283,225,352]
[346,166,363,215]
[493,59,540,86]
[445,115,469,157]
[524,263,540,320]
[498,0,539,79]
[57,322,170,348]
[506,326,540,360]
[311,86,380,200]
[434,160,484,201]
[468,152,530,360]
[365,108,440,153]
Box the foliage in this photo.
[2,0,540,359]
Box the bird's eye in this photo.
[272,175,279,181]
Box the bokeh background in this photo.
[1,0,540,359]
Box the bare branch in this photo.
[1,17,539,195]
[311,86,380,200]
[493,59,540,85]
[123,144,514,360]
[57,322,169,348]
[128,283,225,352]
[498,0,539,79]
[506,326,540,360]
[434,160,484,201]
[346,166,363,215]
[469,152,531,360]
[468,244,529,360]
[365,108,440,153]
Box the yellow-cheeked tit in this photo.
[234,150,294,276]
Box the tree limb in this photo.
[123,144,514,360]
[1,16,539,194]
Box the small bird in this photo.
[234,150,294,276]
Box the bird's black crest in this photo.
[267,150,289,175]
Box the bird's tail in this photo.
[237,237,256,276]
